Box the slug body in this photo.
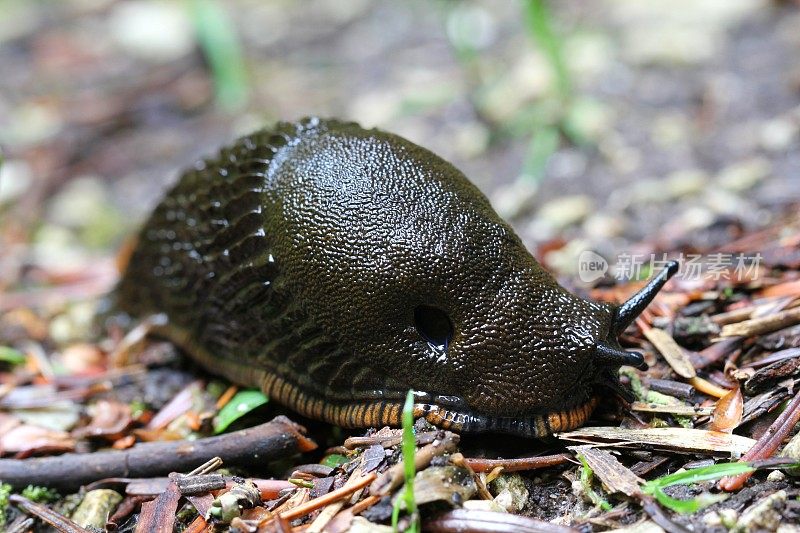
[118,118,676,437]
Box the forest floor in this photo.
[1,0,800,531]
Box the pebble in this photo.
[665,169,708,198]
[582,213,625,240]
[760,117,798,152]
[0,159,32,204]
[491,180,539,221]
[71,489,123,529]
[536,195,594,230]
[717,158,771,192]
[734,490,785,533]
[108,0,193,62]
[766,470,785,483]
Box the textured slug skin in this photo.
[117,117,621,437]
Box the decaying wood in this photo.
[643,327,696,379]
[135,479,180,533]
[10,495,89,533]
[720,388,800,491]
[573,447,643,498]
[558,427,755,455]
[371,430,460,495]
[425,509,578,533]
[720,306,800,338]
[461,453,572,473]
[0,416,315,489]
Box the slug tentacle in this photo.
[613,260,679,336]
[595,342,645,369]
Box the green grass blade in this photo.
[523,0,571,101]
[0,346,26,365]
[651,486,728,514]
[186,0,248,111]
[643,462,755,492]
[392,390,419,532]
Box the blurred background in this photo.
[1,0,799,294]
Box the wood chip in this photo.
[630,402,713,416]
[573,447,643,498]
[135,480,180,533]
[644,327,696,378]
[720,306,800,338]
[558,427,755,455]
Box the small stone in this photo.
[760,117,798,152]
[71,489,123,529]
[108,0,193,62]
[491,180,539,220]
[583,213,625,239]
[651,113,692,148]
[718,508,738,529]
[349,517,394,533]
[537,195,594,230]
[452,121,490,159]
[60,343,105,374]
[665,169,708,198]
[0,159,32,204]
[462,498,506,512]
[779,428,800,476]
[717,159,771,192]
[703,511,722,527]
[734,490,785,533]
[767,470,785,483]
[542,238,593,278]
[489,474,528,513]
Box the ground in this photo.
[0,1,799,531]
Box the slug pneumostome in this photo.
[117,117,677,438]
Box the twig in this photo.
[0,416,315,489]
[688,376,730,399]
[425,509,578,533]
[279,471,376,521]
[10,494,89,533]
[460,453,572,473]
[643,327,696,379]
[719,388,800,491]
[371,431,460,495]
[720,307,800,338]
[344,432,402,449]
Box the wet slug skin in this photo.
[117,117,677,437]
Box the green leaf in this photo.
[0,346,26,365]
[321,454,350,468]
[213,389,268,434]
[643,462,754,492]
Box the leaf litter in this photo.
[0,213,798,531]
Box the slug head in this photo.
[266,119,675,421]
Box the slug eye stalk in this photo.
[613,260,679,337]
[594,260,679,370]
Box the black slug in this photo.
[117,117,677,437]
